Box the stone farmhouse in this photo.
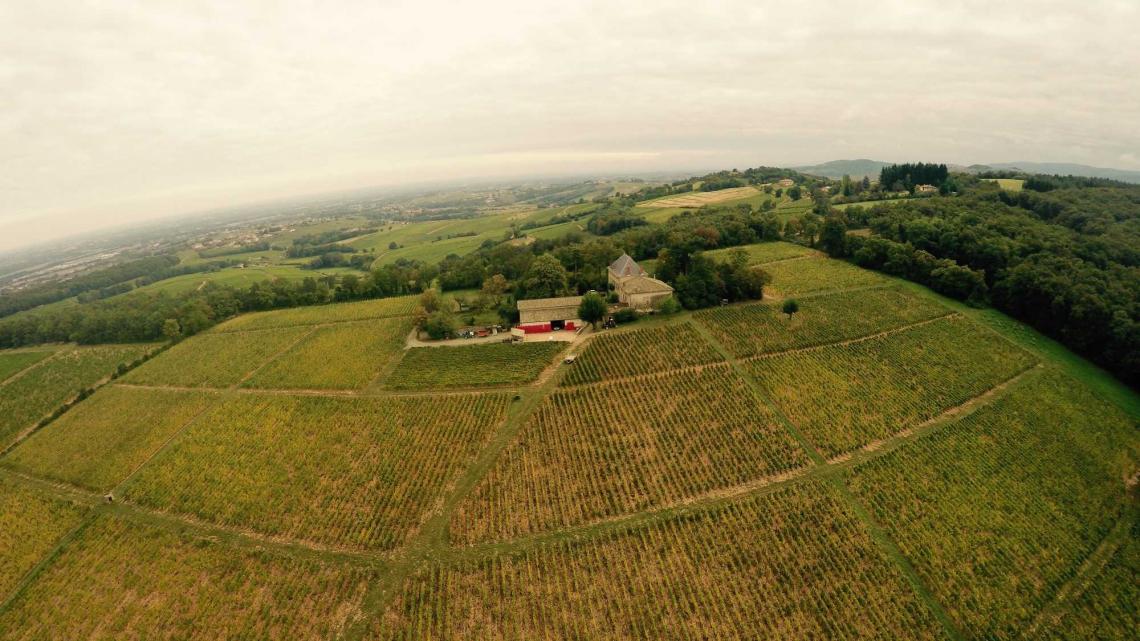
[607,254,673,311]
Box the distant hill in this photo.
[792,159,891,179]
[977,161,1140,184]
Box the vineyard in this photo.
[846,370,1140,639]
[2,386,215,492]
[705,240,817,265]
[124,392,510,550]
[452,364,809,543]
[1043,521,1139,640]
[0,348,56,382]
[385,482,945,640]
[243,317,410,390]
[122,326,309,388]
[0,344,154,450]
[764,256,889,295]
[0,478,87,599]
[694,287,951,358]
[0,515,375,640]
[560,322,723,386]
[747,316,1037,457]
[212,294,417,332]
[385,341,565,390]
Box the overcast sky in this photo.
[2,1,1138,250]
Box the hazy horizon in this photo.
[4,1,1139,251]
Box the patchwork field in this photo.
[695,287,952,358]
[746,315,1037,457]
[0,515,375,640]
[121,326,310,388]
[212,294,417,332]
[561,322,723,386]
[388,483,944,640]
[2,386,215,492]
[634,186,760,209]
[453,364,808,543]
[124,393,510,550]
[0,344,154,450]
[764,256,890,295]
[385,341,565,390]
[243,317,410,390]
[847,370,1140,639]
[0,478,88,600]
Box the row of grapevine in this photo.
[383,482,945,640]
[1043,519,1139,640]
[122,326,310,388]
[747,315,1037,457]
[0,478,88,600]
[212,294,418,332]
[125,392,510,551]
[560,323,723,386]
[3,386,216,493]
[846,369,1140,639]
[0,347,57,383]
[0,515,374,640]
[764,256,889,296]
[452,364,809,544]
[0,344,155,449]
[385,342,566,390]
[243,317,411,390]
[694,287,951,358]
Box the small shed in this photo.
[517,296,583,328]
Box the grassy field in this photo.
[695,287,951,358]
[213,295,417,332]
[0,348,57,382]
[847,369,1139,639]
[561,322,723,386]
[982,178,1026,191]
[0,478,88,600]
[2,387,216,492]
[124,393,510,550]
[764,255,891,295]
[242,317,410,390]
[0,344,155,450]
[634,186,761,209]
[395,482,944,640]
[385,341,565,390]
[747,315,1037,457]
[705,240,817,265]
[121,327,310,388]
[0,515,375,640]
[127,263,363,296]
[453,364,808,542]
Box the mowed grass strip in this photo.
[213,295,417,332]
[764,256,890,296]
[560,323,723,386]
[0,349,56,382]
[384,341,565,390]
[385,482,945,640]
[705,241,817,265]
[452,364,809,543]
[243,317,410,390]
[0,478,88,600]
[846,370,1140,640]
[0,515,374,640]
[125,393,510,550]
[694,287,951,358]
[2,387,216,492]
[0,344,154,449]
[747,315,1036,457]
[121,326,309,388]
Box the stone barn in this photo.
[517,296,583,329]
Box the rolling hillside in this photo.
[0,245,1136,639]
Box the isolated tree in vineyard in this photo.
[782,299,799,318]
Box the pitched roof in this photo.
[608,253,646,278]
[621,276,673,295]
[516,296,583,311]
